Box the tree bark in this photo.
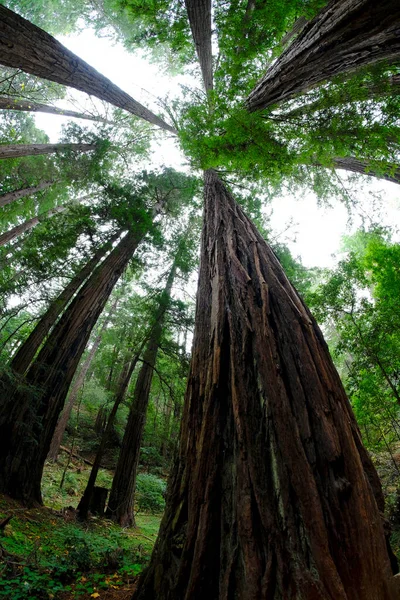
[77,353,140,520]
[0,227,145,505]
[0,143,96,159]
[0,206,65,247]
[0,6,176,134]
[184,0,213,92]
[0,181,55,208]
[280,15,308,47]
[133,170,398,600]
[10,232,121,376]
[0,95,112,123]
[47,317,109,462]
[246,0,400,111]
[332,156,400,185]
[106,263,176,526]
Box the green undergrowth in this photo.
[0,455,162,600]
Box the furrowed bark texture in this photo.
[77,353,140,520]
[0,181,55,208]
[246,0,400,111]
[0,205,64,247]
[0,6,176,133]
[184,0,213,92]
[0,96,111,123]
[106,264,176,526]
[0,230,142,505]
[133,170,397,600]
[0,143,96,159]
[10,232,121,376]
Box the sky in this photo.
[33,27,400,269]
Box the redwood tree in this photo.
[0,205,65,247]
[133,170,398,600]
[0,5,176,133]
[0,96,112,124]
[0,180,55,208]
[246,0,400,111]
[0,227,146,505]
[0,142,96,159]
[106,260,177,526]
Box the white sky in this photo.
[33,28,400,269]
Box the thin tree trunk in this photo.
[0,180,55,208]
[47,303,115,462]
[0,6,176,134]
[77,352,141,520]
[184,0,213,92]
[0,95,112,123]
[0,206,65,247]
[0,142,96,159]
[106,263,177,527]
[10,231,121,376]
[133,170,398,600]
[246,0,400,111]
[0,226,146,505]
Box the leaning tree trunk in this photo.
[77,352,141,520]
[184,0,213,92]
[106,263,176,526]
[0,205,65,247]
[47,305,114,462]
[246,0,400,111]
[10,231,121,376]
[0,180,55,208]
[0,227,146,506]
[0,95,112,123]
[331,156,400,185]
[133,170,398,600]
[0,143,96,159]
[0,6,176,134]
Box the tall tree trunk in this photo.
[0,6,176,134]
[0,142,96,159]
[0,226,147,505]
[280,15,308,46]
[133,170,398,600]
[47,303,115,462]
[0,180,55,208]
[0,206,65,247]
[246,0,400,111]
[0,95,112,123]
[10,232,121,376]
[331,156,400,185]
[77,352,141,520]
[184,0,213,92]
[106,263,177,526]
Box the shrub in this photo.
[135,474,166,513]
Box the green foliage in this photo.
[135,473,166,513]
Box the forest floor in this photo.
[0,454,162,600]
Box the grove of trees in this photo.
[0,0,400,598]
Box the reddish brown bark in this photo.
[0,180,55,208]
[184,0,213,92]
[133,170,398,599]
[0,227,145,505]
[332,156,400,185]
[106,263,176,526]
[0,143,96,159]
[246,0,400,111]
[10,232,121,376]
[0,6,176,134]
[0,205,65,247]
[0,95,112,123]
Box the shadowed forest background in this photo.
[0,0,400,598]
